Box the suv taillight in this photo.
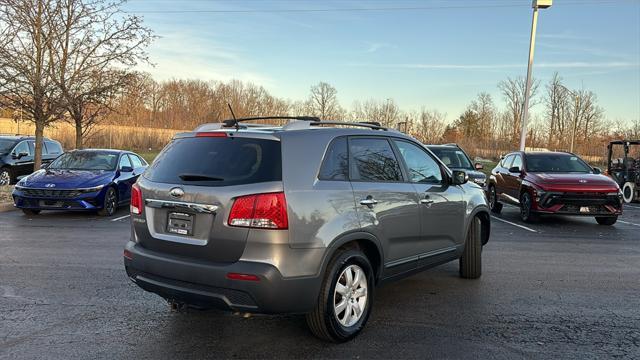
[131,183,143,215]
[228,192,288,229]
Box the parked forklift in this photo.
[607,140,640,203]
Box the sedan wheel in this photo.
[0,169,12,186]
[98,187,118,216]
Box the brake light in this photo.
[130,183,143,215]
[228,192,288,229]
[196,132,227,137]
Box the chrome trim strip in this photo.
[145,198,219,214]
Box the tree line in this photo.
[1,0,638,169]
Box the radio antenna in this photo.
[227,103,239,130]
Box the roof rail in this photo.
[222,116,320,129]
[283,120,392,131]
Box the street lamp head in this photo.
[533,0,552,9]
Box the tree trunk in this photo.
[33,121,44,172]
[75,116,83,149]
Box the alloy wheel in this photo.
[521,193,531,220]
[0,170,10,186]
[105,189,117,215]
[333,264,368,327]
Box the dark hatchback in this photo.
[427,144,487,188]
[13,149,147,216]
[0,135,63,185]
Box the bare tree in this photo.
[498,76,539,144]
[308,82,341,120]
[49,0,154,149]
[411,109,447,144]
[0,0,64,169]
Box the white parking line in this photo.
[111,214,130,222]
[618,220,640,227]
[491,216,538,233]
[624,204,640,210]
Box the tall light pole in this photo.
[519,0,552,151]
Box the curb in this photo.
[0,202,15,212]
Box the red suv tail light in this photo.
[228,192,288,229]
[131,183,143,215]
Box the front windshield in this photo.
[48,152,118,171]
[526,154,593,173]
[429,148,473,170]
[0,139,16,153]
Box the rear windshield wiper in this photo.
[178,174,225,181]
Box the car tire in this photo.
[595,216,617,225]
[98,187,118,217]
[306,247,374,343]
[488,185,502,214]
[519,192,539,223]
[459,216,482,279]
[0,167,14,186]
[622,182,635,203]
[22,209,40,216]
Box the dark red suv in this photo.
[487,151,623,225]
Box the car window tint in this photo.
[318,137,349,180]
[501,154,514,168]
[429,147,472,170]
[129,154,143,168]
[511,155,522,170]
[144,137,282,187]
[45,141,62,155]
[13,141,31,156]
[349,138,402,182]
[119,154,132,169]
[395,140,443,183]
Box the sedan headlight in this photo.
[77,184,105,193]
[472,177,486,185]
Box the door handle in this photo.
[360,197,378,206]
[420,194,434,205]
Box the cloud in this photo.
[364,42,394,53]
[135,30,273,86]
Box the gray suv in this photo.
[124,117,490,342]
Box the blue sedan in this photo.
[12,149,148,216]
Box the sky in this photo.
[123,0,640,124]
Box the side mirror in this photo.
[120,166,134,173]
[508,166,521,173]
[452,170,468,185]
[12,151,28,159]
[593,167,602,174]
[474,162,484,170]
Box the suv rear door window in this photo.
[318,137,349,181]
[349,138,402,182]
[145,136,282,186]
[44,141,62,155]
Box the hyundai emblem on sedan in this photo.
[45,183,56,188]
[169,187,184,198]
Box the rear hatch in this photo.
[133,132,283,263]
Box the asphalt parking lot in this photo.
[1,205,639,360]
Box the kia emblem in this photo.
[169,187,184,198]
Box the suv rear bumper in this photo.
[124,241,322,314]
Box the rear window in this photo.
[318,137,349,181]
[144,136,282,186]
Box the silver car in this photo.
[124,117,490,342]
